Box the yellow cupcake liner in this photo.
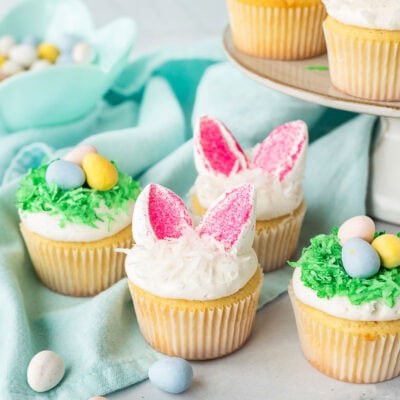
[324,16,400,101]
[129,267,263,360]
[289,282,400,383]
[254,200,306,272]
[192,195,306,272]
[20,223,133,297]
[226,0,326,59]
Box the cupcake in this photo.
[323,0,400,101]
[290,215,400,383]
[190,116,307,272]
[227,0,327,59]
[16,144,141,297]
[124,183,263,360]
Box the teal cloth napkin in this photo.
[0,40,377,399]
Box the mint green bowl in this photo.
[0,0,136,132]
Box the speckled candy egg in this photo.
[0,35,16,56]
[338,216,375,245]
[72,42,95,64]
[82,153,118,191]
[372,234,400,269]
[8,44,37,68]
[38,43,60,63]
[342,238,380,279]
[30,59,52,71]
[1,60,22,76]
[46,160,85,190]
[149,358,193,394]
[27,350,65,393]
[64,144,98,166]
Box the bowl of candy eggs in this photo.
[0,0,135,132]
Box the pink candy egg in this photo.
[338,216,375,245]
[64,144,98,166]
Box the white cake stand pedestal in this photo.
[223,27,400,225]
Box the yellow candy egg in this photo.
[37,43,60,63]
[0,55,6,67]
[371,234,400,269]
[82,153,118,191]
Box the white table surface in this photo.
[2,1,400,399]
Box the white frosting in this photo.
[323,0,400,30]
[124,228,258,300]
[20,201,135,242]
[292,268,400,321]
[191,165,303,220]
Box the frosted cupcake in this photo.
[124,183,263,360]
[290,215,400,383]
[227,0,327,59]
[191,116,307,272]
[16,144,141,296]
[323,0,400,100]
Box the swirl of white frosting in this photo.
[191,167,303,220]
[124,228,258,300]
[323,0,400,30]
[19,201,135,242]
[292,268,400,321]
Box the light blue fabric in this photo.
[0,40,376,399]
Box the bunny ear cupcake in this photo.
[125,183,262,360]
[191,116,308,272]
[16,145,141,296]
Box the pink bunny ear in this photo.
[132,184,193,246]
[194,116,248,176]
[198,184,255,253]
[252,120,308,181]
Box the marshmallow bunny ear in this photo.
[132,184,193,246]
[198,184,256,253]
[252,120,308,181]
[194,116,249,176]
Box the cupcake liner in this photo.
[129,268,263,360]
[20,223,133,297]
[324,16,400,101]
[289,283,400,383]
[226,0,326,59]
[255,200,306,272]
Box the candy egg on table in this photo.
[8,44,37,68]
[82,153,118,191]
[64,144,98,166]
[371,234,400,269]
[27,350,65,393]
[45,160,85,190]
[338,215,375,245]
[148,358,193,394]
[0,35,16,56]
[37,42,60,63]
[72,41,96,64]
[341,237,381,279]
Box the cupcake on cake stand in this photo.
[223,27,400,225]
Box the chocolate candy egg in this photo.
[27,350,65,393]
[64,144,98,166]
[9,44,37,68]
[72,42,95,64]
[149,358,193,394]
[82,153,118,191]
[338,216,375,245]
[0,35,16,56]
[371,234,400,269]
[38,43,60,63]
[46,160,85,190]
[342,238,380,279]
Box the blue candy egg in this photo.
[342,238,380,279]
[22,34,40,47]
[45,160,85,190]
[56,53,73,66]
[148,357,193,394]
[54,33,79,54]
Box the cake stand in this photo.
[223,27,400,225]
